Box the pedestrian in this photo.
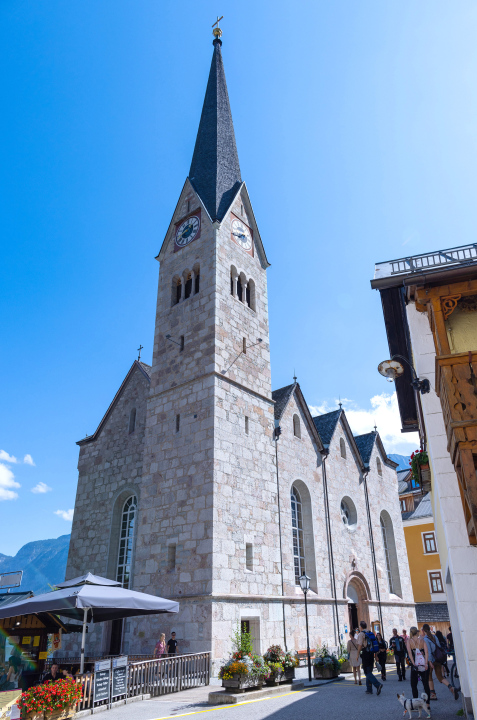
[42,663,63,684]
[346,629,362,685]
[357,620,383,696]
[421,624,459,701]
[167,632,178,656]
[435,630,449,677]
[402,628,409,644]
[447,626,454,652]
[154,633,167,658]
[406,626,431,701]
[389,627,406,681]
[375,632,387,681]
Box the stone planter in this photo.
[22,714,43,720]
[313,665,339,680]
[222,675,263,694]
[283,667,295,683]
[339,660,352,673]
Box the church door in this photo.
[109,619,123,656]
[348,603,358,631]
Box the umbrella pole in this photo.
[80,608,89,674]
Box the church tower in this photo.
[131,30,280,661]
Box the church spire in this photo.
[189,32,242,222]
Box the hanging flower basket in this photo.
[410,450,431,491]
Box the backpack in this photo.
[430,637,447,665]
[365,631,380,654]
[414,647,426,672]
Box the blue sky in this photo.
[2,1,477,556]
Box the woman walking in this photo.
[347,629,362,685]
[435,630,449,677]
[376,632,387,681]
[406,626,431,701]
[421,624,459,701]
[154,633,167,658]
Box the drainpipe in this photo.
[362,469,384,634]
[274,425,287,651]
[321,449,340,647]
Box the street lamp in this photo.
[377,354,430,394]
[299,573,312,682]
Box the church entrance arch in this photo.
[345,573,370,631]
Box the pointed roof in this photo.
[189,38,242,222]
[354,432,377,465]
[313,409,342,448]
[272,383,296,421]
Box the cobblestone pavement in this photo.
[96,665,463,720]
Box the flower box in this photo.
[313,666,339,680]
[44,704,76,720]
[23,713,44,720]
[339,660,352,673]
[221,674,263,693]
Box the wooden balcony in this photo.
[436,351,477,543]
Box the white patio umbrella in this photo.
[0,574,179,672]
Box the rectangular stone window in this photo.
[245,416,249,435]
[243,337,247,354]
[175,414,180,433]
[180,336,184,352]
[246,543,253,571]
[168,544,176,570]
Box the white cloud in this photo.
[23,454,35,466]
[0,450,18,464]
[0,463,21,501]
[54,509,74,522]
[32,482,52,494]
[309,391,420,456]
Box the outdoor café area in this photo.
[0,574,210,719]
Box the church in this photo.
[65,29,416,669]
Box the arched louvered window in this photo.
[116,495,137,589]
[128,408,136,434]
[291,487,305,584]
[293,414,301,439]
[340,438,346,458]
[376,457,383,477]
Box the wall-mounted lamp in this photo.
[378,354,430,394]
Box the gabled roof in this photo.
[313,410,341,447]
[77,360,151,446]
[272,382,324,452]
[404,492,433,521]
[354,431,398,470]
[415,602,449,623]
[188,38,241,222]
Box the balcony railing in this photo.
[374,243,477,281]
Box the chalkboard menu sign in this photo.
[94,660,111,704]
[112,656,128,698]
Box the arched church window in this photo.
[248,279,256,311]
[291,488,305,585]
[293,414,301,439]
[237,276,243,302]
[340,496,357,530]
[246,283,251,308]
[341,500,350,525]
[194,270,200,294]
[184,272,193,299]
[116,495,137,589]
[376,457,382,476]
[172,277,182,306]
[380,511,402,596]
[340,438,346,459]
[128,408,136,434]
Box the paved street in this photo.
[95,665,462,720]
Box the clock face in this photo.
[176,215,200,248]
[231,218,252,251]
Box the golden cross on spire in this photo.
[212,15,223,38]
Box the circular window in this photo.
[340,496,357,531]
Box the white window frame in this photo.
[422,530,438,555]
[428,569,444,594]
[116,495,137,589]
[291,488,305,584]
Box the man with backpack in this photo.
[389,627,407,681]
[357,621,383,696]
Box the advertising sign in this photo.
[112,656,128,698]
[93,660,111,704]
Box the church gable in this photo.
[77,361,151,447]
[273,383,323,452]
[219,183,270,270]
[324,411,364,473]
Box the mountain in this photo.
[0,535,70,595]
[389,454,411,472]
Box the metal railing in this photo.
[374,243,477,279]
[73,652,210,712]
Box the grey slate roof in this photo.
[407,492,433,520]
[398,480,410,494]
[416,603,450,623]
[272,384,296,421]
[189,39,242,222]
[397,468,411,482]
[312,410,341,448]
[138,361,151,379]
[354,432,377,465]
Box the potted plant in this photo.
[338,641,351,673]
[218,626,269,693]
[18,679,82,720]
[313,644,340,679]
[262,645,297,685]
[410,450,431,491]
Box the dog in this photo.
[397,692,431,718]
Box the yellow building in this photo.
[398,469,449,635]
